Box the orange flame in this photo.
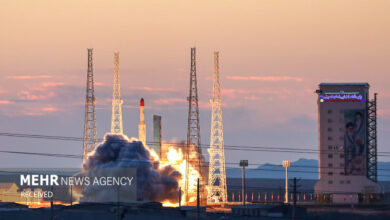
[159,143,201,206]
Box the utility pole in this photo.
[240,160,248,205]
[283,160,291,203]
[117,185,121,220]
[197,178,200,220]
[70,185,73,206]
[50,185,54,220]
[179,187,182,207]
[292,177,297,220]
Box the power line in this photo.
[1,149,390,178]
[0,148,390,171]
[1,131,390,156]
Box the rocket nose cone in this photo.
[140,98,144,106]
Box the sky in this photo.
[0,0,389,168]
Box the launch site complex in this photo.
[0,48,389,220]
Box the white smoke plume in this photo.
[80,134,182,203]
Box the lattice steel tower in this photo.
[83,48,97,161]
[185,47,203,202]
[367,93,378,182]
[111,52,123,134]
[207,52,227,203]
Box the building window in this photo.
[340,180,344,184]
[340,163,344,167]
[339,136,344,140]
[328,163,333,168]
[328,109,333,114]
[328,154,333,158]
[328,180,333,184]
[340,154,345,158]
[340,110,344,114]
[328,128,333,132]
[339,118,343,123]
[340,172,345,176]
[346,180,351,184]
[328,172,333,176]
[328,145,333,150]
[339,127,344,132]
[328,136,333,141]
[328,118,333,123]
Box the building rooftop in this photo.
[319,83,369,86]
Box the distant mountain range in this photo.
[226,158,390,181]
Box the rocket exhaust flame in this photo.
[77,134,203,206]
[79,134,181,203]
[160,141,204,206]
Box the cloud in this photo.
[0,100,14,105]
[41,107,59,112]
[21,106,60,116]
[153,98,187,106]
[94,82,105,86]
[378,109,390,119]
[7,75,52,80]
[226,76,303,82]
[175,68,186,72]
[221,88,290,100]
[133,87,177,92]
[17,82,66,101]
[243,95,261,100]
[17,90,56,101]
[40,82,66,87]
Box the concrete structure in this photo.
[314,83,381,203]
[83,48,97,161]
[111,52,124,135]
[153,115,162,157]
[138,98,146,146]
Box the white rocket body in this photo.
[138,98,146,146]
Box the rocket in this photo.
[138,98,146,146]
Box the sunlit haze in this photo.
[0,0,389,167]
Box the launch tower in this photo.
[83,48,97,161]
[111,52,123,135]
[185,47,204,203]
[207,52,227,204]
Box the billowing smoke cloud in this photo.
[80,134,182,203]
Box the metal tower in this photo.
[111,52,123,135]
[367,93,378,182]
[207,52,227,203]
[185,47,203,202]
[83,48,97,161]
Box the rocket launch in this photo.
[138,98,146,146]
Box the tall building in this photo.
[314,83,380,203]
[153,115,162,157]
